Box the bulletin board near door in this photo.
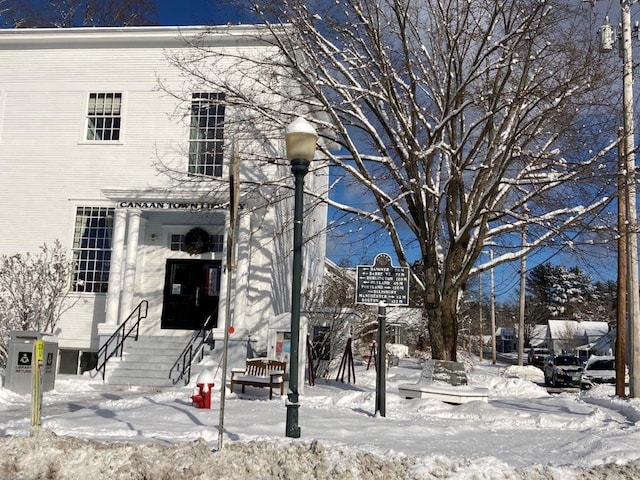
[275,331,291,362]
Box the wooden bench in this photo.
[230,358,287,399]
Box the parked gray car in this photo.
[528,347,550,368]
[543,354,583,388]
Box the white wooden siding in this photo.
[0,27,326,353]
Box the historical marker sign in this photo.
[356,253,410,306]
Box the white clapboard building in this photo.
[0,26,328,385]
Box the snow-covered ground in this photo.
[2,357,640,479]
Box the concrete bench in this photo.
[230,358,286,400]
[398,360,489,404]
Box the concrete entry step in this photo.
[105,334,207,387]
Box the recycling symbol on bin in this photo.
[19,352,32,366]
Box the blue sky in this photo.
[156,0,253,26]
[152,0,618,302]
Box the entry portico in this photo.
[98,187,234,341]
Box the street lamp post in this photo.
[284,117,317,438]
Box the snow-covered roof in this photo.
[590,328,616,355]
[547,320,609,340]
[324,258,355,281]
[529,325,547,346]
[582,322,609,336]
[495,327,515,338]
[547,320,575,338]
[386,307,422,326]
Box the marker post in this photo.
[355,254,409,418]
[31,339,44,429]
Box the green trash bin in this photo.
[4,331,58,395]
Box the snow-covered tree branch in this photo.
[164,0,618,360]
[0,241,75,367]
[0,0,158,27]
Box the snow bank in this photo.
[3,429,640,479]
[4,358,640,478]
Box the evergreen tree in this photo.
[527,263,595,318]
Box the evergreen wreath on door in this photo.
[184,227,210,255]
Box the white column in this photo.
[119,209,141,323]
[233,213,251,331]
[104,208,127,326]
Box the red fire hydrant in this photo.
[190,370,215,409]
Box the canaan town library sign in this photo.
[117,202,225,210]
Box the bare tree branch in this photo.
[162,0,618,360]
[1,0,158,27]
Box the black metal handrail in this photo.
[96,300,148,380]
[169,318,213,386]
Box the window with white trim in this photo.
[86,92,122,141]
[72,207,114,293]
[189,92,225,177]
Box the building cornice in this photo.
[101,186,229,204]
[0,24,282,50]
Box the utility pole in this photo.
[518,226,527,366]
[617,128,628,397]
[620,0,640,397]
[590,0,640,397]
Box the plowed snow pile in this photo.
[1,429,640,480]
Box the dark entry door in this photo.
[161,259,221,330]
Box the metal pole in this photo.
[621,0,640,397]
[490,250,497,365]
[375,301,386,417]
[217,280,232,449]
[285,158,308,438]
[479,272,484,361]
[218,141,240,449]
[31,339,44,429]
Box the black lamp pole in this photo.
[284,117,317,439]
[285,158,308,438]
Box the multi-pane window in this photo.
[170,233,224,253]
[72,207,114,293]
[188,92,225,177]
[86,93,122,141]
[209,234,224,252]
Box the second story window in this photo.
[86,92,122,141]
[189,92,225,177]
